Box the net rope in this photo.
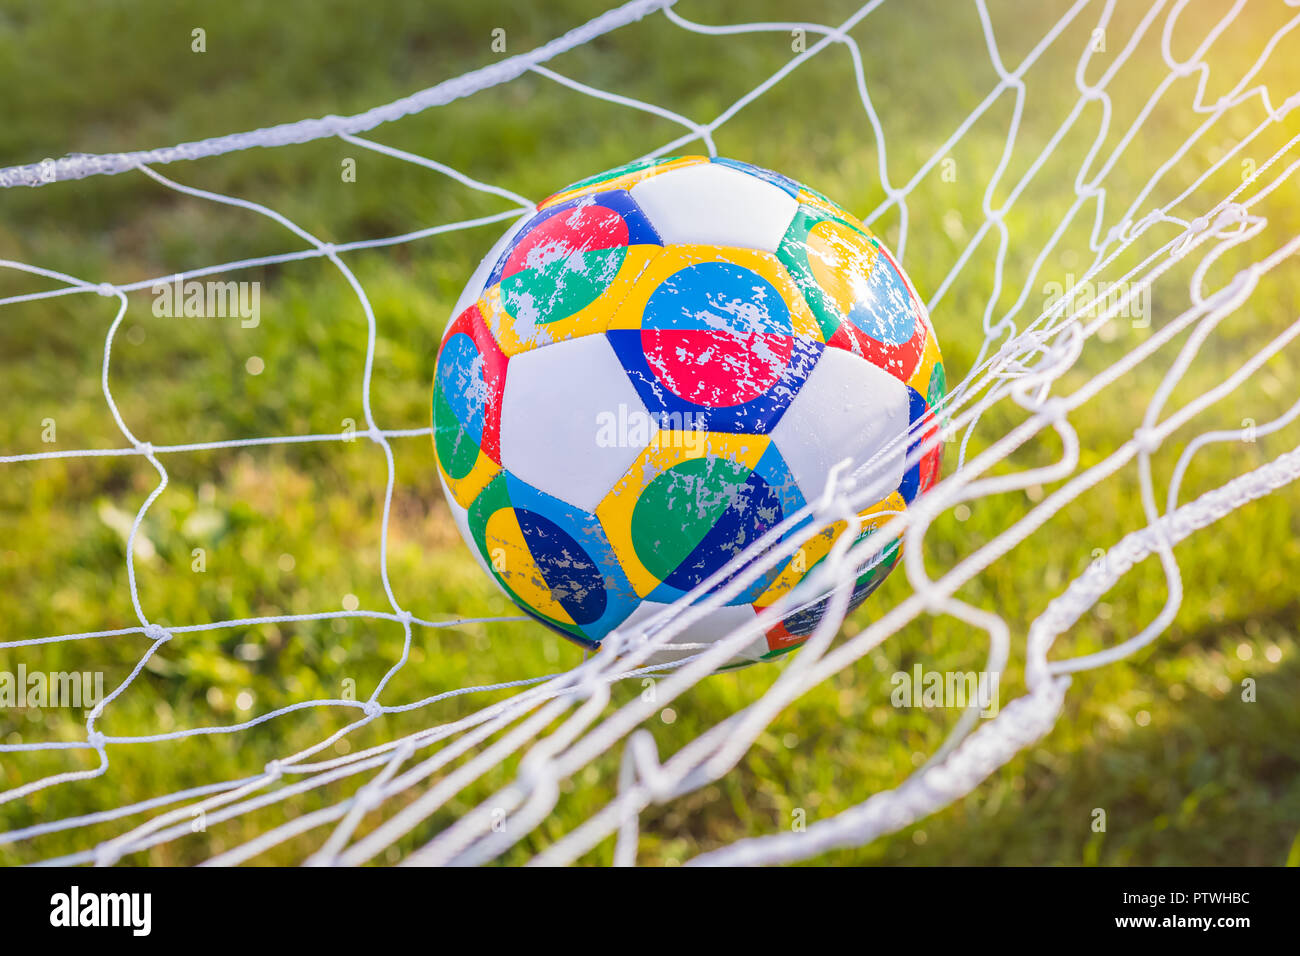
[1,0,1298,866]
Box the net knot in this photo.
[264,759,284,778]
[95,282,118,298]
[319,242,337,257]
[1037,397,1069,425]
[143,623,172,642]
[87,730,106,749]
[1132,426,1160,455]
[362,700,382,718]
[1212,202,1247,229]
[1172,213,1213,257]
[920,587,949,616]
[134,440,154,457]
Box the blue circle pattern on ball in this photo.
[437,333,487,445]
[643,261,793,334]
[848,260,917,346]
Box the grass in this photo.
[0,0,1298,865]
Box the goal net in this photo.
[2,0,1298,866]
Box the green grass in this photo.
[1,0,1298,865]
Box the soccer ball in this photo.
[432,156,944,668]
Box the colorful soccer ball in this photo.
[433,156,944,668]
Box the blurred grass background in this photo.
[0,0,1297,865]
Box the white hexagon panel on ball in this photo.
[499,333,654,513]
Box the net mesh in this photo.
[2,0,1299,866]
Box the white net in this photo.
[2,0,1298,866]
